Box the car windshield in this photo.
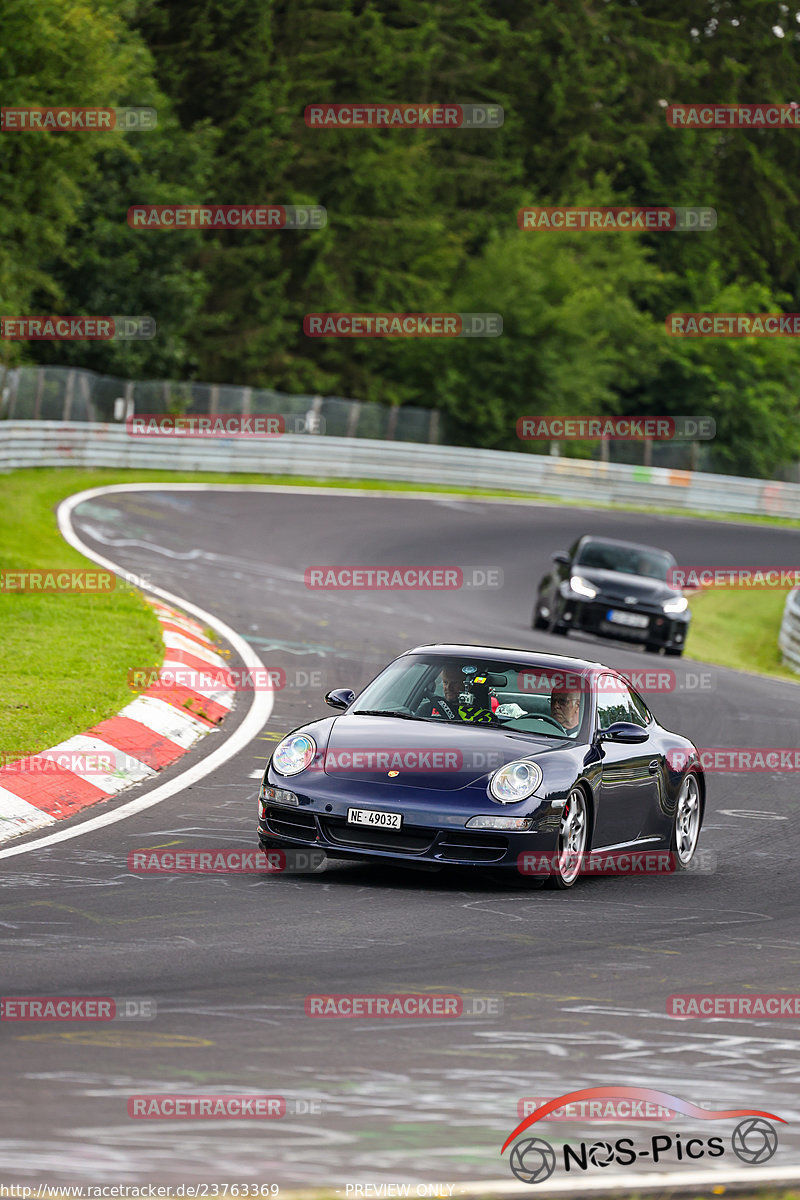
[351,654,591,739]
[575,541,671,581]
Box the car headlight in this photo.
[569,574,598,599]
[663,595,688,614]
[489,760,543,804]
[466,815,534,831]
[272,733,316,776]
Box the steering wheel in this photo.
[530,713,569,732]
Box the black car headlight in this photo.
[663,595,689,614]
[569,574,598,599]
[489,760,543,804]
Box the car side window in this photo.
[596,675,646,729]
[627,686,652,726]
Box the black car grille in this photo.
[319,817,434,854]
[436,833,508,863]
[266,806,318,840]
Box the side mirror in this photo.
[552,551,570,566]
[596,721,649,744]
[325,688,355,710]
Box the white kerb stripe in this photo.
[162,630,227,667]
[152,607,208,637]
[0,786,58,844]
[38,735,156,794]
[119,695,212,748]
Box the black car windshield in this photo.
[575,541,671,581]
[351,654,591,739]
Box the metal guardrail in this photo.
[779,588,800,674]
[2,420,800,520]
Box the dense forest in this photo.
[2,0,800,476]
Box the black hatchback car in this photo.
[533,536,690,656]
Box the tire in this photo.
[670,772,701,869]
[532,603,548,631]
[548,610,568,636]
[547,786,589,889]
[664,646,683,657]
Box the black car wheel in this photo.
[664,646,684,657]
[548,607,568,636]
[670,772,701,869]
[548,786,589,888]
[532,603,548,630]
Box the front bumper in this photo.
[560,597,689,649]
[257,784,562,871]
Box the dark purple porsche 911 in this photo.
[257,643,705,888]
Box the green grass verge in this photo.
[0,471,164,760]
[1,466,797,762]
[686,587,799,682]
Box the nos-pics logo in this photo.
[502,1087,783,1184]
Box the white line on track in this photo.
[0,483,275,859]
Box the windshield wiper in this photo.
[354,709,424,721]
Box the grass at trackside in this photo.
[0,471,164,760]
[0,465,798,762]
[685,586,799,683]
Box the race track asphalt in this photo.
[1,487,798,1189]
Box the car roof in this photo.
[576,535,676,562]
[402,643,607,672]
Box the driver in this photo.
[550,687,582,734]
[417,664,496,724]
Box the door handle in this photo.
[648,759,659,774]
